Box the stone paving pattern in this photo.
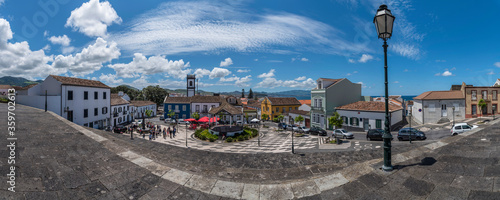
[2,104,500,199]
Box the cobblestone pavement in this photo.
[3,104,500,199]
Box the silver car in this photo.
[333,129,354,139]
[298,126,310,133]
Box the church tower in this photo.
[187,74,196,97]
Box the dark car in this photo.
[278,123,287,129]
[397,128,426,141]
[113,125,127,133]
[366,129,385,141]
[309,127,327,136]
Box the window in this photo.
[295,107,298,110]
[482,90,487,100]
[317,81,321,89]
[195,105,199,112]
[118,117,122,123]
[189,81,193,86]
[471,90,477,101]
[376,119,382,129]
[314,99,318,107]
[282,107,285,113]
[84,123,88,127]
[494,91,498,100]
[168,105,172,110]
[94,91,98,100]
[493,104,497,114]
[94,108,98,116]
[84,91,88,100]
[182,114,186,119]
[203,105,207,112]
[313,114,316,123]
[68,91,73,100]
[118,107,122,112]
[289,107,292,111]
[183,105,186,111]
[276,107,279,112]
[102,107,107,114]
[84,109,88,118]
[472,105,477,115]
[103,92,106,99]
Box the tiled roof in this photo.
[50,75,110,89]
[336,101,403,112]
[319,78,342,82]
[130,100,156,107]
[209,102,243,115]
[414,91,464,100]
[266,97,301,106]
[111,93,130,106]
[0,85,11,89]
[20,83,38,90]
[284,109,310,116]
[298,100,311,105]
[247,100,261,108]
[191,95,224,103]
[164,96,191,103]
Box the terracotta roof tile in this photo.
[111,93,130,106]
[164,96,191,103]
[336,101,402,112]
[414,90,464,100]
[266,97,301,106]
[130,100,156,107]
[0,85,12,89]
[208,102,243,115]
[190,95,224,103]
[50,75,110,88]
[21,83,39,90]
[298,100,311,105]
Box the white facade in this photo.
[285,113,310,127]
[192,102,220,117]
[17,84,41,96]
[111,104,130,127]
[16,75,111,129]
[412,99,465,124]
[132,104,157,119]
[336,109,403,131]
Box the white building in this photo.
[190,95,223,118]
[336,101,403,131]
[111,93,130,128]
[130,101,157,119]
[284,110,311,127]
[298,100,311,112]
[412,90,465,124]
[16,75,111,129]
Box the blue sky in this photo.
[1,0,500,96]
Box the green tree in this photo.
[145,109,153,125]
[328,112,343,130]
[478,99,487,118]
[242,89,245,98]
[192,112,200,120]
[294,115,304,126]
[248,89,254,99]
[277,115,284,123]
[261,114,269,121]
[245,113,249,123]
[142,85,169,107]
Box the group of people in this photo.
[134,122,177,141]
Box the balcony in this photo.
[113,113,119,117]
[123,111,128,115]
[201,109,209,114]
[311,107,324,112]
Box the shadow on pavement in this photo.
[393,157,437,170]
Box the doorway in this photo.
[441,104,447,117]
[67,111,73,122]
[363,118,369,131]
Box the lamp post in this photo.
[452,106,455,127]
[409,112,412,144]
[374,4,395,172]
[291,125,295,154]
[258,121,261,146]
[186,122,188,147]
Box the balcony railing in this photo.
[113,113,119,117]
[201,109,209,113]
[123,111,128,114]
[311,107,324,111]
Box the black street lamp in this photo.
[291,125,295,154]
[409,112,412,144]
[374,4,395,172]
[452,106,456,127]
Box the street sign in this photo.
[419,109,422,112]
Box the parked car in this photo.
[366,129,388,141]
[298,126,310,133]
[278,123,287,129]
[159,115,165,120]
[292,125,300,132]
[333,129,354,139]
[309,127,327,136]
[451,123,478,136]
[113,125,127,133]
[286,124,298,131]
[177,119,190,125]
[397,128,426,141]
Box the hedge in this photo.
[194,129,218,142]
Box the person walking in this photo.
[173,127,176,138]
[169,127,172,139]
[163,128,166,139]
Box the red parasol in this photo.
[184,118,196,122]
[198,116,209,123]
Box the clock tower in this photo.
[187,74,196,97]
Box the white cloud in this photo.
[393,81,399,83]
[62,46,76,54]
[235,75,252,87]
[255,77,282,88]
[219,75,239,82]
[237,69,250,73]
[42,45,51,51]
[346,73,352,76]
[48,35,71,46]
[220,57,233,67]
[111,1,366,55]
[254,59,258,61]
[435,70,453,76]
[495,62,500,67]
[194,68,211,78]
[358,54,373,63]
[488,71,495,75]
[404,69,409,72]
[348,59,355,63]
[66,0,122,37]
[0,19,63,79]
[209,67,231,79]
[99,73,123,86]
[392,43,421,59]
[282,78,316,88]
[301,57,309,62]
[257,69,275,78]
[295,76,306,81]
[357,81,367,88]
[52,37,120,76]
[108,53,190,79]
[353,71,358,74]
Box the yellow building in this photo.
[261,97,301,121]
